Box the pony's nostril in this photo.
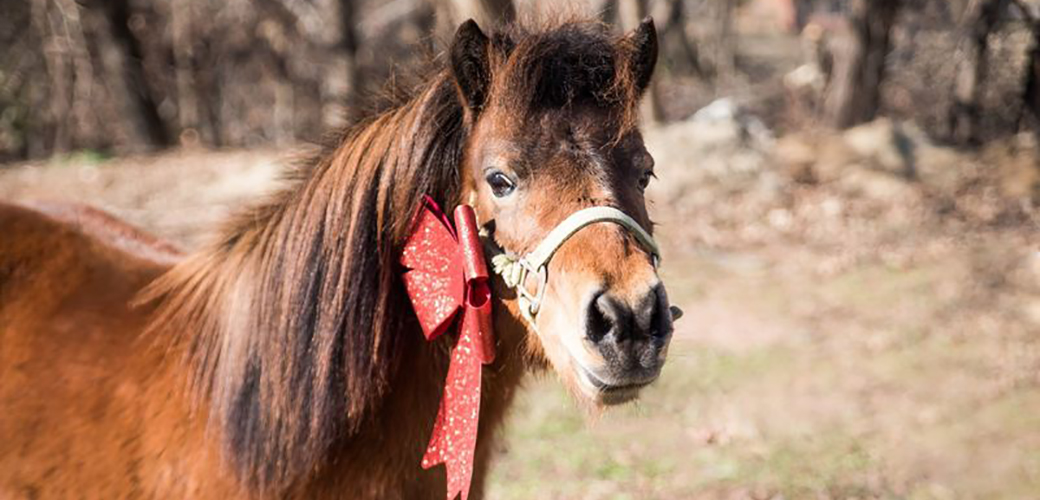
[650,295,670,338]
[585,291,612,343]
[638,284,672,339]
[588,291,664,343]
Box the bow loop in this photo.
[453,206,488,284]
[400,198,465,341]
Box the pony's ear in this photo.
[450,19,492,112]
[624,17,658,95]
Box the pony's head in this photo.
[145,16,674,493]
[450,19,673,406]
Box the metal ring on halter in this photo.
[514,259,548,316]
[527,265,548,315]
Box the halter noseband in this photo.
[484,206,660,330]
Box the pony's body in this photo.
[0,18,671,499]
[0,204,201,498]
[0,202,520,499]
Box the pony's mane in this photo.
[141,17,647,494]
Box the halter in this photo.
[483,206,660,330]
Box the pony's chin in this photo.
[571,359,652,407]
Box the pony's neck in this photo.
[144,73,531,496]
[296,312,531,498]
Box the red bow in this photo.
[400,196,495,500]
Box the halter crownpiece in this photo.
[484,206,661,330]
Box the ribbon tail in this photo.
[421,308,484,500]
[422,402,469,500]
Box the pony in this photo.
[0,17,673,499]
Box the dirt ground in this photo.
[2,118,1039,499]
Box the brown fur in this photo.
[0,18,659,499]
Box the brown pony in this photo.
[0,17,672,499]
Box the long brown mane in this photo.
[138,18,648,495]
[142,71,466,491]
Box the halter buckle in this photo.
[515,259,548,317]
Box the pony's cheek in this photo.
[530,288,598,386]
[489,280,548,365]
[532,308,567,360]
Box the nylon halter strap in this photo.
[485,206,661,331]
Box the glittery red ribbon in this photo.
[400,196,495,500]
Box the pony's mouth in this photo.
[571,357,656,405]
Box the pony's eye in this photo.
[638,170,655,190]
[485,171,516,198]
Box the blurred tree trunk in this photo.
[170,0,198,145]
[87,0,172,149]
[433,0,515,39]
[30,0,105,154]
[1015,0,1040,133]
[948,0,1008,145]
[618,0,664,123]
[338,0,359,91]
[31,0,73,154]
[1024,37,1040,133]
[794,0,815,31]
[660,0,707,78]
[821,0,901,129]
[712,0,737,81]
[323,0,360,129]
[479,0,515,24]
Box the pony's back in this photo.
[0,203,237,499]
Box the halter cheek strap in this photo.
[484,206,660,331]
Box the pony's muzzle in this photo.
[580,283,672,402]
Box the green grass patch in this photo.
[49,149,113,167]
[729,430,879,498]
